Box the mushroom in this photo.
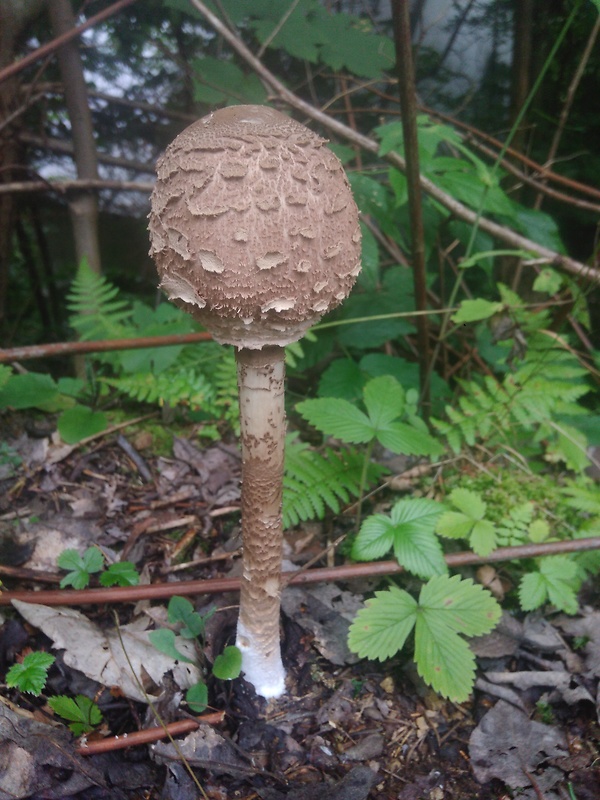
[148,105,361,698]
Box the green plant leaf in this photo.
[58,547,104,589]
[352,498,446,579]
[447,488,486,519]
[6,652,55,695]
[528,519,550,543]
[0,372,60,412]
[99,561,140,587]
[347,585,417,661]
[363,375,405,428]
[436,512,474,539]
[185,681,208,713]
[351,514,398,561]
[212,645,242,680]
[518,556,579,615]
[48,694,103,736]
[436,489,496,556]
[419,574,501,637]
[469,520,497,557]
[58,405,108,444]
[452,299,504,324]
[348,575,501,701]
[296,397,374,443]
[148,629,196,664]
[377,421,443,456]
[167,596,208,639]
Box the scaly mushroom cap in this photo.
[148,105,361,348]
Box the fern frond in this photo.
[102,368,215,409]
[434,335,593,469]
[67,259,132,341]
[283,436,387,528]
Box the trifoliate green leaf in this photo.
[348,586,417,660]
[6,652,55,695]
[352,498,446,579]
[519,556,580,615]
[58,547,104,589]
[48,694,102,736]
[212,646,242,680]
[99,561,140,587]
[436,490,496,555]
[348,575,501,702]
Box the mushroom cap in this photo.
[148,105,361,348]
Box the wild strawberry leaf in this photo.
[352,498,446,579]
[348,575,501,702]
[6,652,55,696]
[347,585,417,661]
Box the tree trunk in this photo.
[47,0,102,274]
[0,0,46,333]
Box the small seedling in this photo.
[149,596,241,713]
[6,651,55,695]
[58,547,139,589]
[48,694,103,736]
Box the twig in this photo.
[2,536,599,606]
[0,331,212,364]
[116,434,153,482]
[0,0,139,86]
[534,12,600,210]
[0,178,154,196]
[76,712,224,756]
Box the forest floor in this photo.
[0,414,599,800]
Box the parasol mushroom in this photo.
[148,105,361,698]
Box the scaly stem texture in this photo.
[235,345,286,698]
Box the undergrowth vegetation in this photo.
[1,108,599,704]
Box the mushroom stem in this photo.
[235,345,286,698]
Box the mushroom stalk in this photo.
[235,345,286,697]
[148,105,362,699]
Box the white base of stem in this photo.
[236,619,286,699]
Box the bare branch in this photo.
[0,0,139,86]
[1,536,599,607]
[0,178,154,195]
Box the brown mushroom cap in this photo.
[148,105,361,348]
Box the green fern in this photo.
[67,259,132,341]
[102,368,216,409]
[212,348,240,431]
[283,435,387,528]
[432,337,592,470]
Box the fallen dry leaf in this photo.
[12,600,200,703]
